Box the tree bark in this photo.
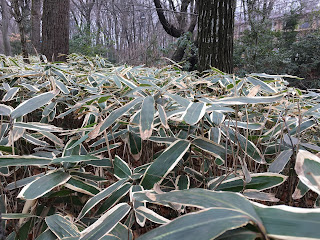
[42,0,70,62]
[11,0,29,63]
[31,0,41,53]
[197,0,235,73]
[1,0,12,55]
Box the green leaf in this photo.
[140,140,190,189]
[97,183,132,215]
[254,203,320,239]
[210,94,284,105]
[136,206,170,225]
[18,170,70,200]
[192,137,226,159]
[128,132,142,160]
[0,104,13,116]
[110,223,133,240]
[130,185,146,227]
[137,208,251,240]
[0,155,51,167]
[14,122,63,132]
[96,98,142,135]
[295,150,320,195]
[140,95,155,140]
[64,177,100,196]
[182,102,206,125]
[1,213,38,219]
[70,171,107,182]
[269,149,293,173]
[78,179,128,219]
[176,175,190,190]
[209,173,287,192]
[157,104,169,129]
[11,90,59,119]
[45,214,80,239]
[35,229,57,240]
[51,155,99,164]
[246,77,277,94]
[80,203,131,240]
[114,155,132,179]
[6,173,45,190]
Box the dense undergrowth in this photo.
[0,54,320,239]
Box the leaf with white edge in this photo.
[140,95,155,140]
[80,203,131,240]
[165,93,190,108]
[78,179,128,219]
[97,183,132,215]
[210,111,225,125]
[0,155,51,167]
[128,132,142,160]
[192,137,226,159]
[110,223,133,240]
[14,122,63,132]
[254,203,320,240]
[45,214,80,239]
[1,213,38,219]
[64,177,100,196]
[11,89,59,119]
[243,190,279,202]
[133,188,263,229]
[292,180,310,200]
[140,140,190,189]
[6,173,45,190]
[22,133,49,147]
[209,94,284,105]
[137,208,252,240]
[35,229,57,240]
[209,173,287,192]
[114,155,132,179]
[55,79,70,94]
[182,102,206,125]
[246,76,277,94]
[157,104,169,129]
[175,175,190,190]
[136,206,171,225]
[269,149,293,173]
[130,185,146,227]
[95,98,142,135]
[20,83,40,92]
[3,87,19,101]
[99,235,121,240]
[18,170,70,200]
[295,150,320,195]
[70,171,107,182]
[51,155,99,164]
[223,120,263,130]
[0,104,13,116]
[224,128,265,164]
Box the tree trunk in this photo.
[1,0,11,55]
[11,0,29,63]
[42,0,70,62]
[31,0,41,53]
[197,0,235,73]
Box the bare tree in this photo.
[1,0,12,55]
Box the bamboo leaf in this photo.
[45,214,80,239]
[140,96,155,140]
[114,155,132,179]
[140,140,190,189]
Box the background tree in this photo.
[10,0,30,63]
[42,0,70,62]
[1,0,12,55]
[197,0,236,73]
[31,0,41,53]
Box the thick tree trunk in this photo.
[11,0,29,63]
[1,0,11,55]
[197,0,235,73]
[31,0,41,53]
[42,0,70,62]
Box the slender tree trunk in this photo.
[31,0,41,53]
[1,0,12,55]
[197,0,235,73]
[11,0,29,63]
[42,0,70,62]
